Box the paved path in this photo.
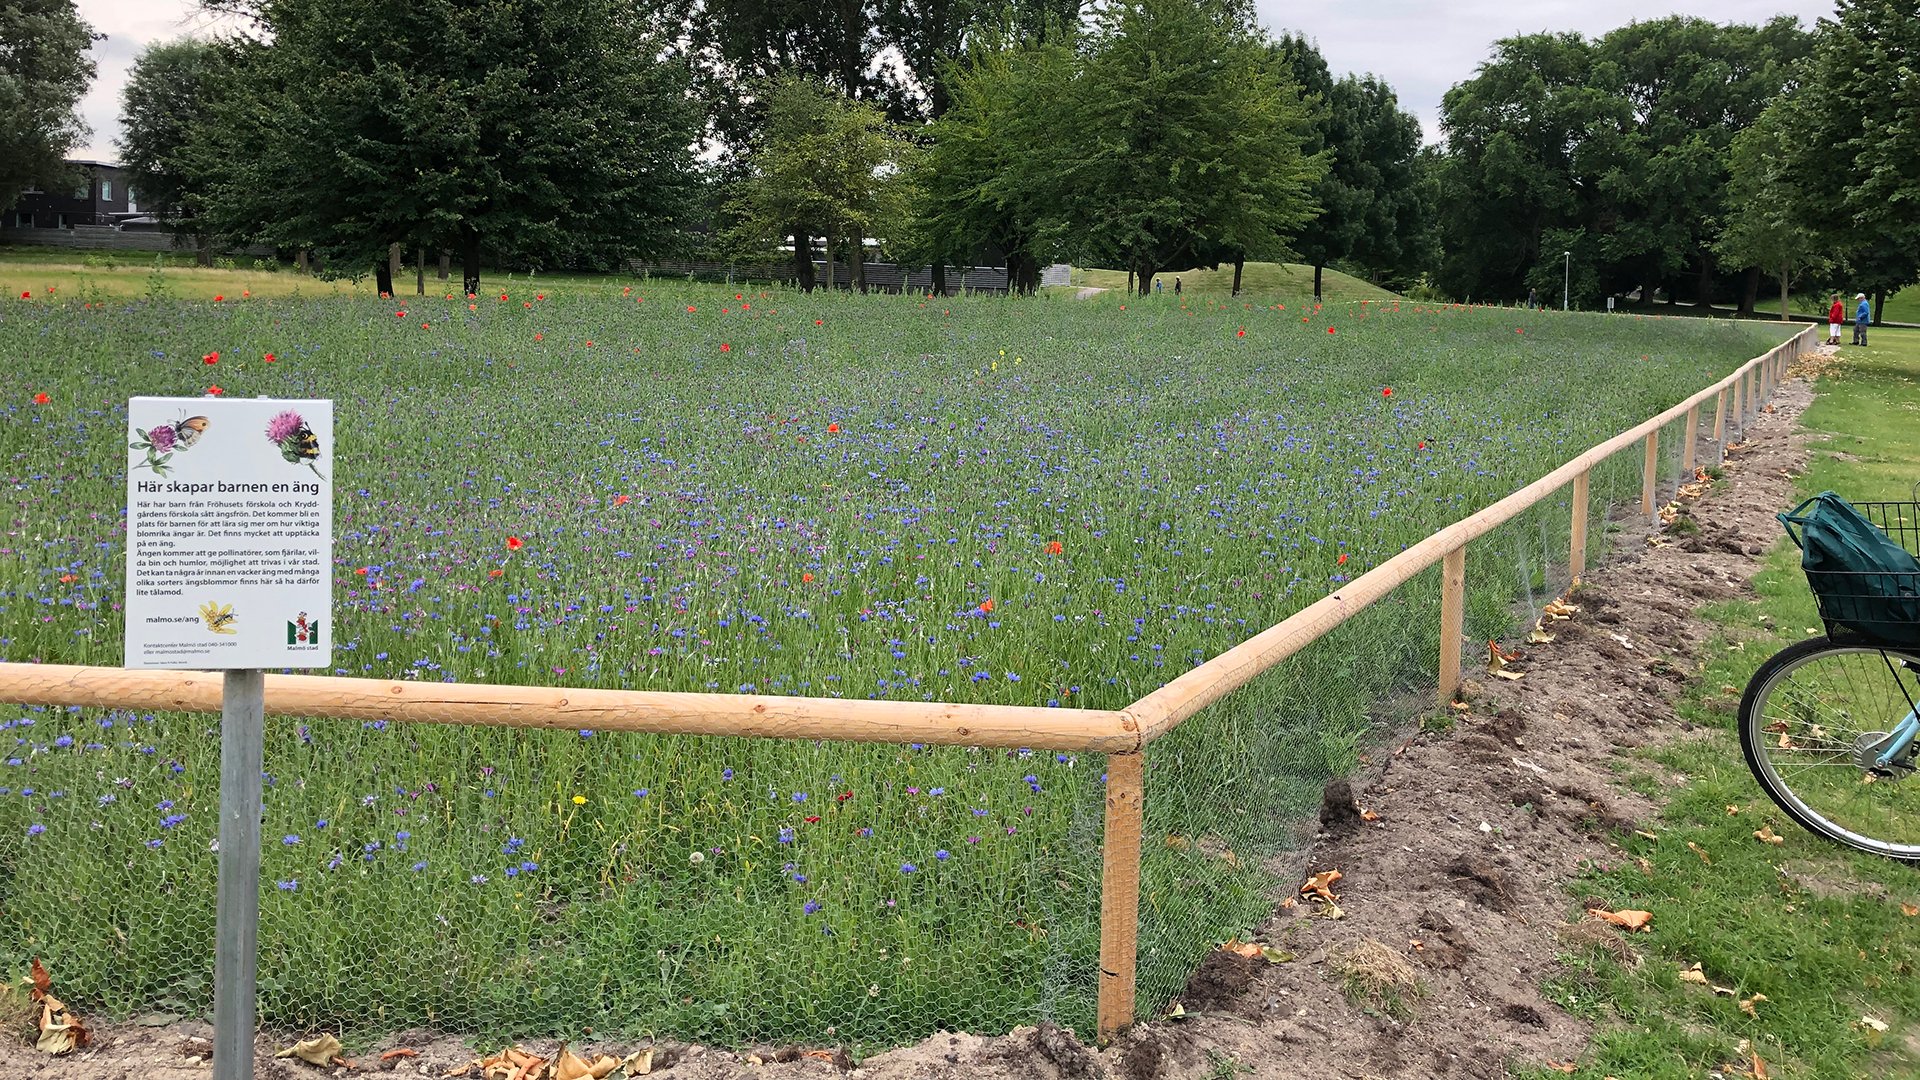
[1073,286,1108,300]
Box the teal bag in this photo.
[1780,492,1920,646]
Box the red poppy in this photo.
[687,305,697,313]
[827,423,840,434]
[499,293,508,301]
[720,343,731,352]
[1381,386,1392,397]
[1046,540,1063,555]
[506,536,524,551]
[612,494,630,507]
[1418,441,1427,450]
[536,294,544,301]
[489,568,504,577]
[263,352,276,363]
[742,303,750,311]
[584,341,593,348]
[421,322,430,329]
[1516,327,1525,334]
[1236,328,1246,338]
[207,385,224,395]
[623,286,632,295]
[355,567,369,575]
[203,352,219,365]
[802,572,814,583]
[18,291,28,299]
[979,599,994,613]
[524,302,533,309]
[836,790,853,803]
[1337,553,1348,565]
[58,573,75,584]
[1327,326,1337,334]
[396,310,406,318]
[735,294,743,301]
[815,319,823,326]
[534,333,543,341]
[32,392,49,405]
[213,295,225,302]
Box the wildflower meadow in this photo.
[0,283,1782,1046]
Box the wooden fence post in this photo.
[1682,407,1698,475]
[1097,750,1145,1042]
[1570,470,1589,584]
[1641,431,1659,518]
[1713,388,1727,444]
[1438,546,1466,707]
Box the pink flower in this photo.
[149,424,177,453]
[266,410,305,443]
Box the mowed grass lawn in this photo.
[1526,329,1920,1080]
[0,286,1786,1048]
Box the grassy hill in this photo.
[1069,260,1398,301]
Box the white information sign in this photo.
[124,397,334,670]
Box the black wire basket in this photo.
[1801,497,1920,648]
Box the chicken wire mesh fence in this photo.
[0,718,1108,1049]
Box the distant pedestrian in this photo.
[1527,287,1538,310]
[1853,293,1870,346]
[1174,277,1182,298]
[1154,278,1162,292]
[1828,294,1845,345]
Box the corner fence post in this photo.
[1438,545,1466,706]
[214,669,265,1080]
[1682,406,1698,475]
[1570,470,1589,584]
[1641,431,1659,519]
[1097,750,1145,1042]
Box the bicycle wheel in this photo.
[1738,636,1920,860]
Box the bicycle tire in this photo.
[1738,636,1920,861]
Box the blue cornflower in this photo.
[283,834,300,845]
[160,814,186,829]
[792,792,807,803]
[935,849,951,861]
[804,900,822,915]
[722,768,734,781]
[157,799,174,811]
[503,836,525,854]
[26,823,45,836]
[779,827,795,843]
[53,735,72,748]
[411,860,428,872]
[900,863,917,874]
[145,838,163,849]
[275,879,298,891]
[470,874,488,885]
[633,788,649,798]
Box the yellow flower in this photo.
[571,794,587,805]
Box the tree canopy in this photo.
[0,0,96,213]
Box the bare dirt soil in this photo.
[0,359,1821,1080]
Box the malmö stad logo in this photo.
[287,611,322,648]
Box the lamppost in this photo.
[1563,251,1571,312]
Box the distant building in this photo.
[7,161,138,229]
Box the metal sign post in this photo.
[124,396,333,1080]
[214,670,265,1080]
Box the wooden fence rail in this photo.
[0,323,1814,1046]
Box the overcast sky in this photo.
[71,0,1839,162]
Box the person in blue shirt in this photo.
[1853,292,1870,346]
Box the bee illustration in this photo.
[197,601,237,635]
[174,415,211,449]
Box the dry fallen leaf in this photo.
[1686,841,1712,865]
[1301,868,1343,903]
[276,1033,345,1067]
[1858,1015,1890,1047]
[1634,829,1659,842]
[1678,963,1709,985]
[27,958,88,1056]
[1754,825,1786,846]
[552,1048,621,1080]
[1359,808,1381,822]
[1587,907,1654,933]
[1545,1062,1577,1074]
[382,1048,420,1062]
[1901,903,1919,917]
[1741,993,1769,1018]
[621,1047,656,1076]
[1752,1050,1770,1080]
[1726,804,1742,815]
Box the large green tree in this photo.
[1270,36,1432,298]
[1777,0,1920,323]
[116,39,235,230]
[1059,0,1322,291]
[1715,96,1832,320]
[0,0,96,213]
[195,0,699,296]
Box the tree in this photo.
[730,76,919,292]
[0,0,96,213]
[1777,0,1920,323]
[1059,0,1322,291]
[117,39,235,233]
[1715,97,1831,320]
[195,0,699,296]
[918,40,1075,294]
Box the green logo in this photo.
[287,612,321,647]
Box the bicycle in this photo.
[1738,493,1920,860]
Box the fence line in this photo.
[0,322,1814,1048]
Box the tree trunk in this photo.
[1312,263,1324,301]
[1125,269,1134,295]
[931,261,946,297]
[461,230,481,298]
[375,260,394,299]
[387,243,402,296]
[438,251,449,281]
[415,247,426,295]
[1738,265,1760,316]
[792,230,815,292]
[1232,256,1244,297]
[852,229,866,292]
[1779,264,1791,322]
[1694,256,1714,307]
[1874,290,1886,325]
[296,249,309,274]
[197,234,213,268]
[823,236,836,291]
[1138,261,1156,296]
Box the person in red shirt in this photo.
[1828,295,1845,345]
